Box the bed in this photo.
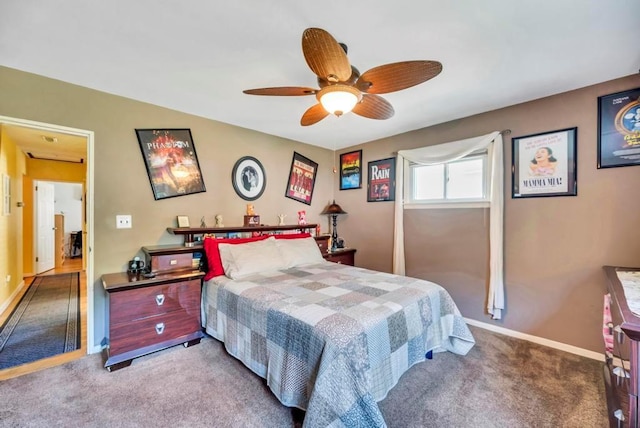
[200,234,475,427]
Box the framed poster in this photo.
[135,129,206,200]
[285,152,317,205]
[597,87,640,169]
[367,157,396,202]
[512,127,577,198]
[231,156,266,201]
[339,150,362,190]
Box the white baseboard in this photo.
[0,280,26,315]
[464,318,604,362]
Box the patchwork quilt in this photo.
[202,262,475,427]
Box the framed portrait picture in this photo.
[339,150,362,190]
[135,129,206,200]
[285,152,318,205]
[367,157,396,202]
[512,127,577,198]
[597,87,640,169]
[231,156,266,201]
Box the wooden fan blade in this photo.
[302,28,352,83]
[356,61,443,94]
[300,103,329,126]
[243,87,317,96]
[352,94,394,120]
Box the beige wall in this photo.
[0,66,334,347]
[336,74,640,353]
[2,63,639,355]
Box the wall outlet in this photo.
[5,274,10,283]
[116,215,132,229]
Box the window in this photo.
[406,153,489,208]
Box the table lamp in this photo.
[321,200,347,252]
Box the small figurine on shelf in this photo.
[277,214,286,226]
[200,216,207,228]
[297,210,307,225]
[215,215,224,227]
[246,204,255,216]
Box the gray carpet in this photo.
[0,326,607,427]
[0,273,80,369]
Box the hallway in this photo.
[0,258,87,380]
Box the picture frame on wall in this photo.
[2,174,10,216]
[176,215,190,228]
[597,87,640,169]
[339,150,362,190]
[135,128,206,200]
[367,157,396,202]
[512,127,577,198]
[285,152,318,205]
[231,156,266,201]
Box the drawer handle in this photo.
[614,325,624,343]
[170,259,178,265]
[613,366,629,386]
[155,323,165,335]
[155,294,165,306]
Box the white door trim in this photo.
[0,115,97,354]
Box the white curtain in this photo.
[392,131,504,319]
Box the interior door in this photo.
[36,181,55,273]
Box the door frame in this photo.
[0,115,96,353]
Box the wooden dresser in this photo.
[603,266,640,427]
[101,248,205,372]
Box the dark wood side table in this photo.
[323,248,356,266]
[101,270,205,371]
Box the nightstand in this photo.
[323,248,356,266]
[101,269,204,371]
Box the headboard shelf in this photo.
[167,224,318,247]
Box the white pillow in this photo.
[218,237,287,279]
[276,237,325,268]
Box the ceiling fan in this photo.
[243,28,443,126]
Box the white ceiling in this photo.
[1,1,639,151]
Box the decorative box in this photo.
[243,215,260,226]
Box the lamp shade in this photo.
[317,85,362,116]
[321,200,347,215]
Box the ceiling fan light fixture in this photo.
[317,85,361,116]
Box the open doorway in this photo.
[33,181,84,275]
[0,115,94,377]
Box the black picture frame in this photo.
[285,152,318,205]
[367,157,396,202]
[597,87,640,169]
[231,156,266,201]
[135,129,206,200]
[512,127,577,198]
[339,150,363,190]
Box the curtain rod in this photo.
[391,129,512,155]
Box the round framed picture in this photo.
[231,156,266,201]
